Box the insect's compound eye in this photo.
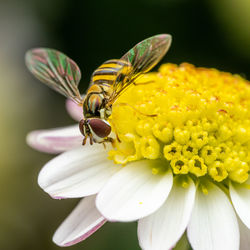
[79,119,85,135]
[88,119,111,138]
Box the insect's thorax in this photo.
[83,59,130,119]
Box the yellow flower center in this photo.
[108,63,250,184]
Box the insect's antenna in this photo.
[114,102,158,117]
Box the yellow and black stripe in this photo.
[84,59,131,118]
[91,59,131,87]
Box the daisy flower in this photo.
[27,63,250,250]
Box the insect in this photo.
[25,34,172,145]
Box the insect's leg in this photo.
[89,134,93,145]
[105,137,116,147]
[82,135,87,145]
[115,132,121,143]
[114,102,158,117]
[110,121,121,143]
[100,137,115,148]
[102,142,107,149]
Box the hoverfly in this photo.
[25,34,172,145]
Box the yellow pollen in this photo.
[171,157,189,174]
[108,63,250,184]
[189,156,207,177]
[140,135,160,159]
[152,122,173,143]
[200,183,209,195]
[208,161,228,182]
[163,142,182,160]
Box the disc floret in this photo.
[109,63,250,184]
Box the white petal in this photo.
[38,144,120,198]
[96,160,173,222]
[66,99,83,121]
[238,216,250,250]
[27,125,82,154]
[138,176,196,250]
[230,179,250,229]
[53,195,106,246]
[187,182,239,250]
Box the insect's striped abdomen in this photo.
[91,59,131,87]
[83,59,131,119]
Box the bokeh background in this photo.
[1,0,250,249]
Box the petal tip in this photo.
[26,131,39,150]
[65,99,83,121]
[54,219,106,247]
[26,130,60,154]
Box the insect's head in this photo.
[79,118,111,145]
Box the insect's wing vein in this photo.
[121,34,172,80]
[107,34,172,105]
[25,48,82,104]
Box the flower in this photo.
[27,63,250,250]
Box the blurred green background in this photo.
[1,0,250,249]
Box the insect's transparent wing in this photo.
[107,34,172,105]
[25,48,82,104]
[121,34,172,79]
